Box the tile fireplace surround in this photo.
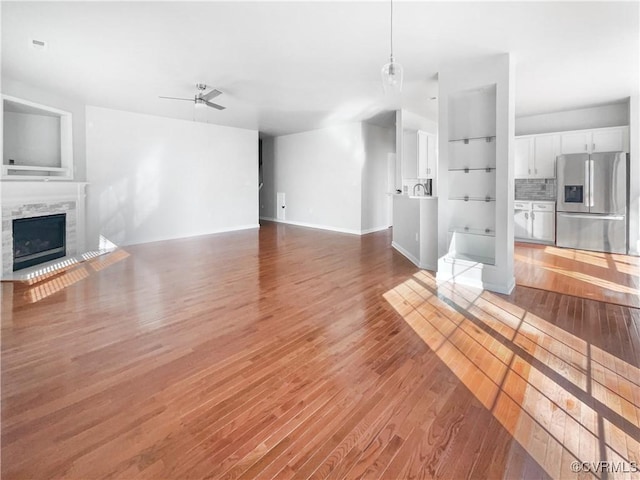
[1,181,87,278]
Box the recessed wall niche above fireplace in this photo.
[13,214,66,271]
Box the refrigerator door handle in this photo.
[558,213,625,221]
[584,160,590,208]
[589,159,595,207]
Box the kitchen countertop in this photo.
[391,193,437,200]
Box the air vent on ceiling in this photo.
[30,39,47,50]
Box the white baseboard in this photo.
[436,256,515,294]
[361,225,391,235]
[391,241,420,268]
[419,260,437,271]
[261,217,374,236]
[122,224,260,247]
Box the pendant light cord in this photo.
[390,0,394,59]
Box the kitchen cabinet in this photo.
[533,135,559,177]
[403,130,436,180]
[514,201,555,244]
[560,131,591,154]
[402,131,417,179]
[560,126,628,154]
[514,138,532,179]
[515,134,559,179]
[417,131,436,179]
[592,128,626,152]
[531,207,554,242]
[514,202,531,239]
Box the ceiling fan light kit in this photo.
[381,0,403,94]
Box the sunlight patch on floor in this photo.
[384,272,639,479]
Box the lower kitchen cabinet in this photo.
[514,205,530,239]
[514,201,555,244]
[531,209,554,242]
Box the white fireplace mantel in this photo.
[1,181,87,278]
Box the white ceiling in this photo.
[2,1,638,137]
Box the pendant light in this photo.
[381,0,403,93]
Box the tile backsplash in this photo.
[515,179,556,201]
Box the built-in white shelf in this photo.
[2,95,74,181]
[2,165,71,181]
[448,226,495,237]
[445,84,497,266]
[448,135,496,143]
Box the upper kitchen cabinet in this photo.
[402,130,418,179]
[514,137,532,179]
[402,129,436,180]
[514,134,559,179]
[417,131,437,179]
[560,126,629,154]
[2,95,74,180]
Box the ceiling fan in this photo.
[159,83,226,110]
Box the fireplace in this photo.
[13,214,66,271]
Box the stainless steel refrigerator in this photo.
[556,152,627,254]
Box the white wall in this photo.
[516,102,629,136]
[402,109,437,133]
[395,110,403,191]
[2,76,87,181]
[362,123,394,232]
[629,96,639,256]
[264,123,364,234]
[4,111,61,167]
[86,106,258,248]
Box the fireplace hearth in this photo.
[13,214,66,271]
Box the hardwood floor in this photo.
[514,242,640,308]
[2,222,639,479]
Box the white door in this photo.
[514,210,530,239]
[533,135,559,178]
[592,128,625,153]
[276,192,286,221]
[514,137,533,179]
[560,132,590,154]
[531,210,554,242]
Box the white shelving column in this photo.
[436,54,515,294]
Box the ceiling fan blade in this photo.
[204,100,226,110]
[201,89,222,101]
[159,96,194,102]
